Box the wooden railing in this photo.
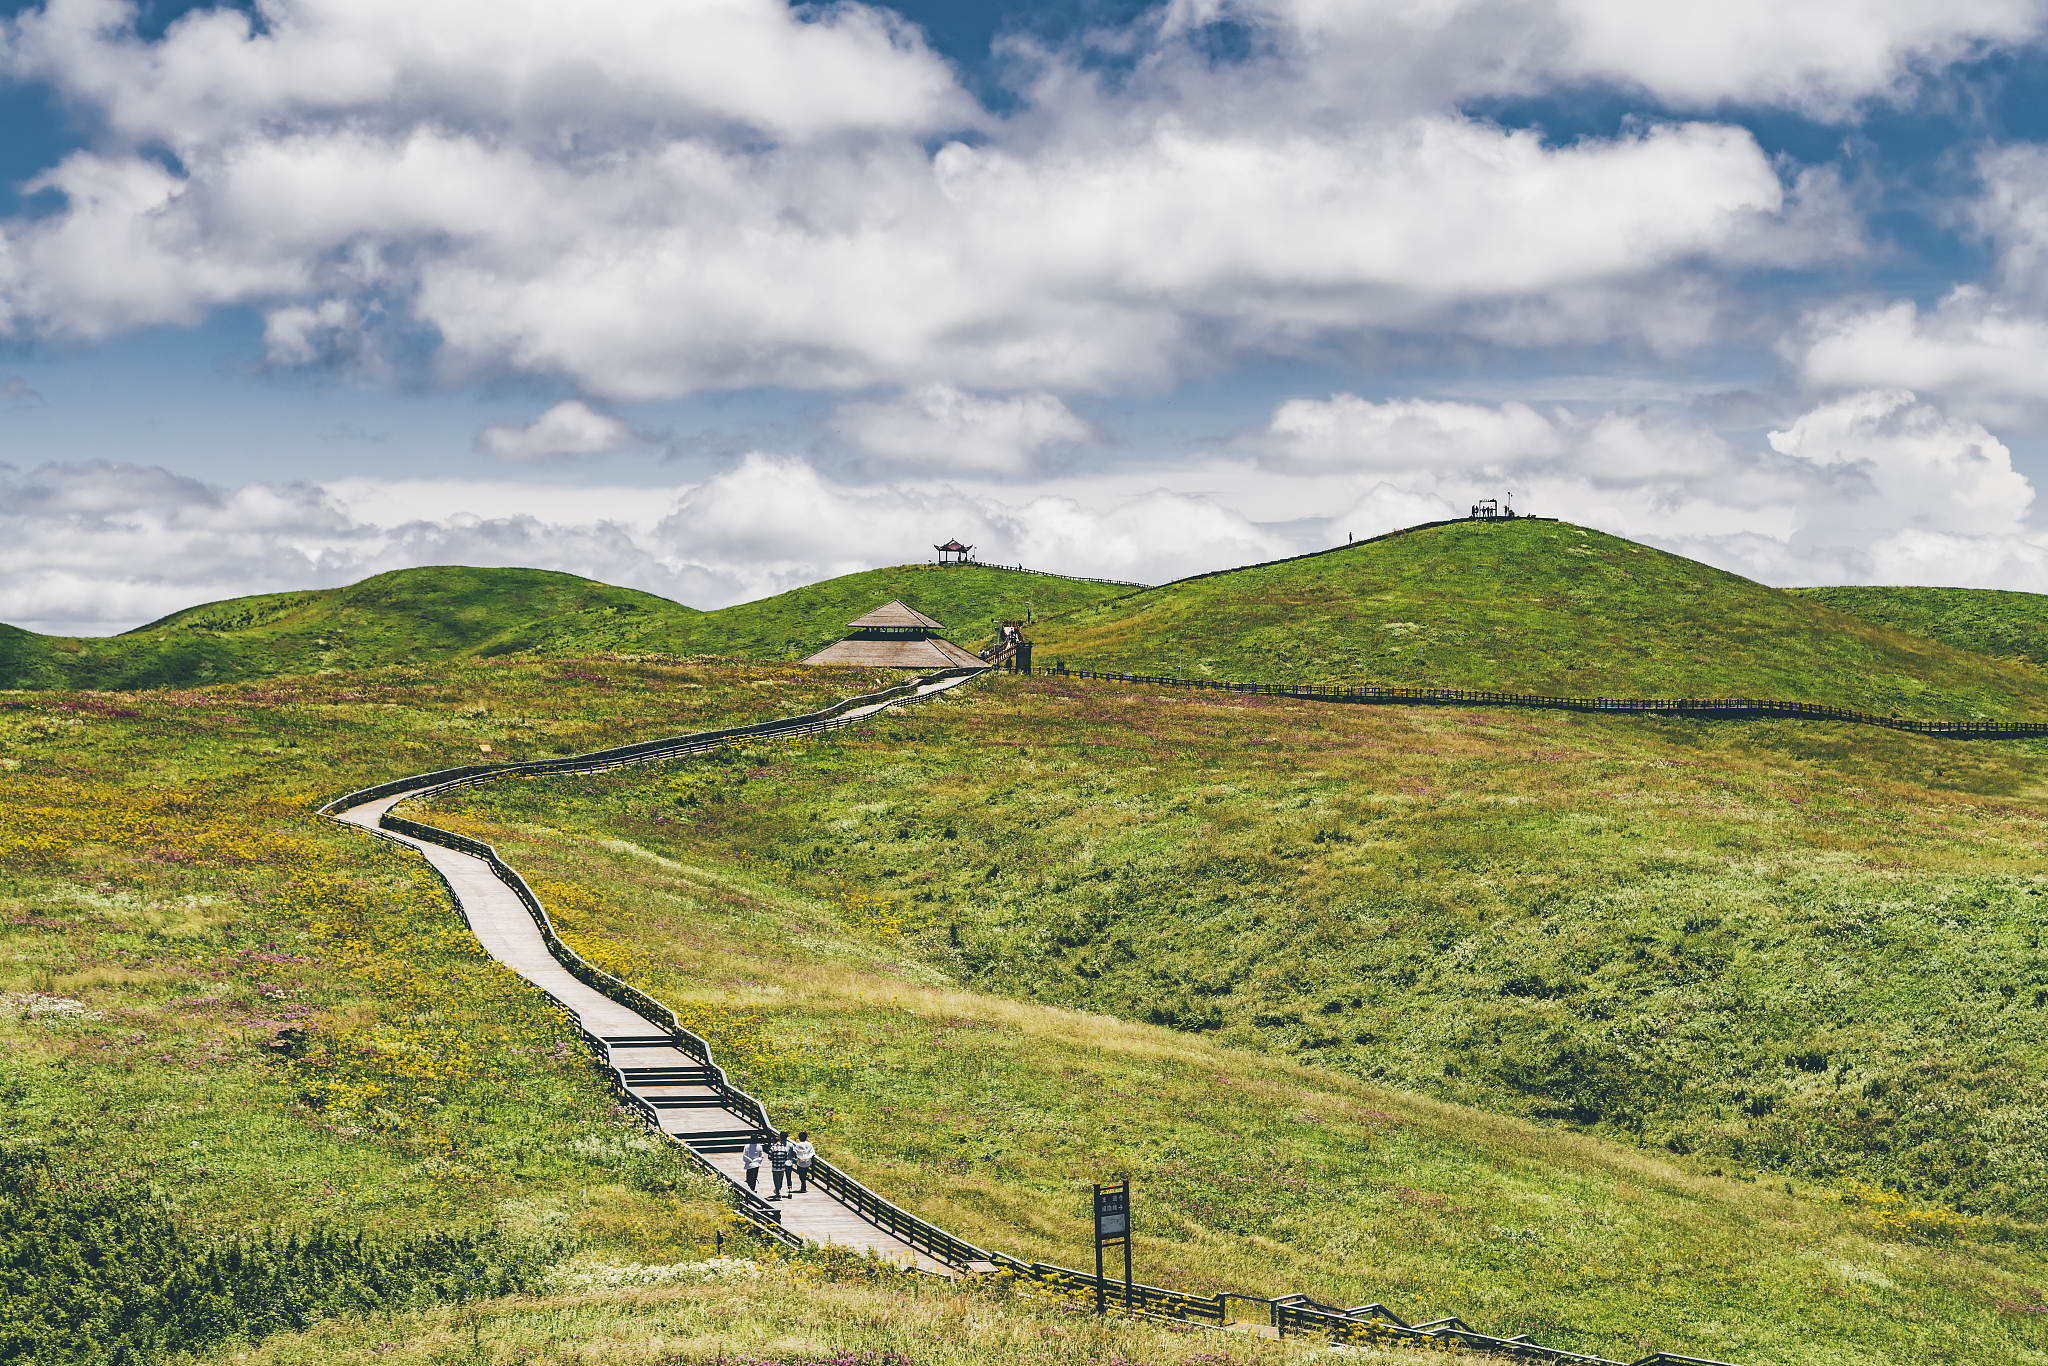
[1048,666,2048,739]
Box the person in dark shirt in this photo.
[767,1131,795,1199]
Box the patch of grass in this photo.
[208,1268,1353,1366]
[1794,586,2048,670]
[1029,521,2048,719]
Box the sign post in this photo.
[1092,1179,1131,1315]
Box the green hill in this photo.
[1792,585,2048,669]
[0,566,700,691]
[675,563,1127,661]
[1029,519,2048,720]
[0,562,1131,692]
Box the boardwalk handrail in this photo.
[323,663,1748,1365]
[1047,666,2048,740]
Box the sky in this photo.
[9,1,2048,632]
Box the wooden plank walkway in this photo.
[332,671,981,1274]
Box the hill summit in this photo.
[1028,519,2048,720]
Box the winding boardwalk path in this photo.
[331,669,982,1273]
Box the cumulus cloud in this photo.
[1792,143,2048,421]
[1162,0,2046,116]
[475,401,649,462]
[0,453,1294,635]
[832,385,1093,474]
[1258,388,2048,588]
[0,0,1912,401]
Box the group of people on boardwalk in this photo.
[742,1130,814,1199]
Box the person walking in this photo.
[792,1131,816,1194]
[767,1131,795,1200]
[741,1137,765,1193]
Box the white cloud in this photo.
[475,401,648,462]
[0,0,1890,404]
[1158,0,2045,116]
[1792,144,2048,422]
[833,385,1094,474]
[1798,289,2048,424]
[0,453,1293,635]
[1259,388,2048,589]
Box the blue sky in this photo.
[7,0,2048,631]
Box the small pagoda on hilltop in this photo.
[802,601,986,669]
[934,538,974,566]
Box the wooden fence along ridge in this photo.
[1047,665,2048,739]
[322,664,1744,1365]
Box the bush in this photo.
[0,1183,552,1364]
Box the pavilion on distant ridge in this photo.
[934,538,974,566]
[802,601,986,669]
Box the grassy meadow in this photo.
[1028,521,2048,719]
[1,633,2046,1360]
[416,670,2048,1364]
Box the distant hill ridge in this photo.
[0,561,1127,691]
[1025,519,2048,722]
[5,528,2048,719]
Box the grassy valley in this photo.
[1031,521,2048,720]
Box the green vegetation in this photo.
[672,563,1128,662]
[419,674,2048,1364]
[0,566,697,691]
[5,538,2048,1363]
[1031,521,2048,719]
[1794,586,2048,670]
[216,1265,1340,1366]
[1,1188,545,1365]
[0,562,1124,691]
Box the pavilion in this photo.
[802,601,986,669]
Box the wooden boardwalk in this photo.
[332,671,979,1273]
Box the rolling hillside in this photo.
[1794,585,2048,669]
[0,566,699,691]
[676,563,1126,661]
[6,658,2047,1364]
[0,562,1128,691]
[1029,519,2048,720]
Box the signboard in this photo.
[1093,1179,1132,1313]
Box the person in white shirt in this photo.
[741,1138,765,1192]
[792,1131,816,1193]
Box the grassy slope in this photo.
[672,563,1129,661]
[0,566,701,691]
[9,663,2045,1363]
[0,563,1127,691]
[423,679,2048,1365]
[1031,520,2048,720]
[1795,586,2048,669]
